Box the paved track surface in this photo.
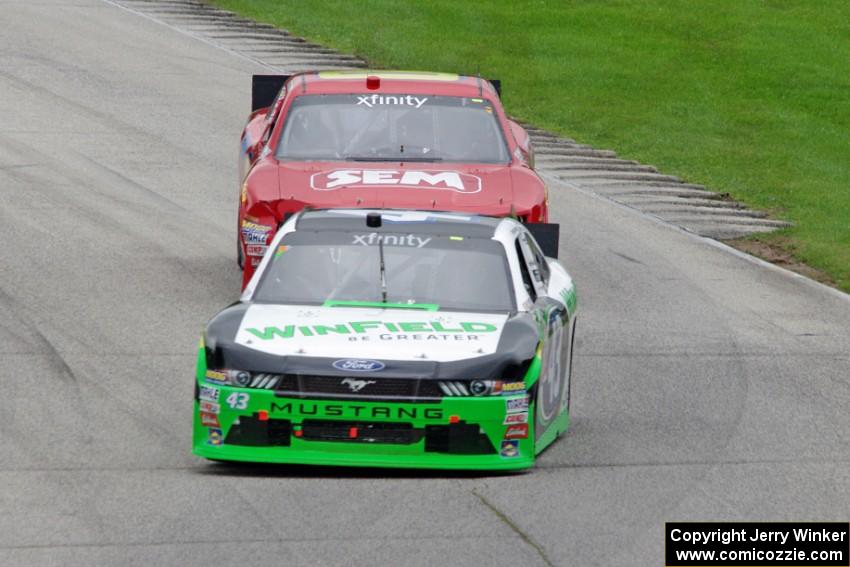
[1,2,848,565]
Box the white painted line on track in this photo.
[100,0,282,72]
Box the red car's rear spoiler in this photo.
[252,74,291,112]
[252,74,502,111]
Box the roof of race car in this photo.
[294,209,506,237]
[289,71,500,99]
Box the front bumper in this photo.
[192,384,534,470]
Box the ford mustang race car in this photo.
[237,70,546,287]
[194,209,577,470]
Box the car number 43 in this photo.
[226,392,250,410]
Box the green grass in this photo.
[211,0,850,292]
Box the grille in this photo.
[276,374,449,400]
[293,375,418,397]
[425,423,497,455]
[225,415,291,447]
[301,420,422,444]
[237,373,493,401]
[220,413,494,453]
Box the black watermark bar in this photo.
[666,522,849,566]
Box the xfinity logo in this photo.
[310,169,482,194]
[352,233,431,248]
[333,359,386,372]
[356,94,428,109]
[341,378,377,392]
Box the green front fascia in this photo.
[193,390,535,470]
[192,345,537,470]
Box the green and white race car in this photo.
[193,209,577,470]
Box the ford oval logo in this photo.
[333,359,385,372]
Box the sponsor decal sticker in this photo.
[310,169,481,194]
[505,395,529,413]
[200,412,220,428]
[504,423,529,439]
[250,256,262,267]
[208,428,223,446]
[245,321,498,340]
[241,220,272,245]
[503,412,528,425]
[352,233,431,248]
[225,392,250,410]
[274,245,289,258]
[199,386,220,403]
[356,94,428,108]
[205,370,227,385]
[246,244,267,257]
[236,305,507,363]
[500,440,520,458]
[199,401,220,414]
[501,382,526,394]
[333,359,386,372]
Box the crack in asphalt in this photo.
[472,489,555,567]
[0,287,81,385]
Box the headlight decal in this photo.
[204,369,281,389]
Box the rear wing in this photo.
[253,74,500,109]
[252,74,291,112]
[527,223,560,259]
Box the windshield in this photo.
[275,94,510,163]
[253,230,515,312]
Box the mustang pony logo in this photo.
[341,378,377,393]
[310,169,482,194]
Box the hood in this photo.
[204,304,540,380]
[235,305,507,362]
[276,161,516,215]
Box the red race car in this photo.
[237,71,551,287]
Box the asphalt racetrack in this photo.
[1,2,848,565]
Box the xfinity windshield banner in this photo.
[666,522,849,566]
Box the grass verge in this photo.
[210,0,850,292]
